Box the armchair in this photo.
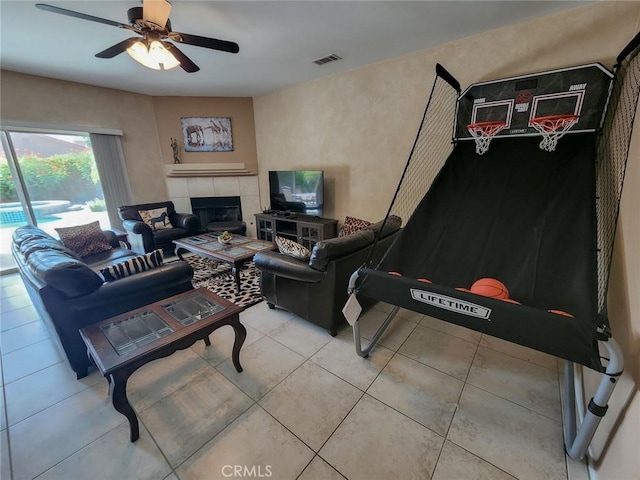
[118,201,200,254]
[254,216,401,335]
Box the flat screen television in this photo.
[268,170,324,216]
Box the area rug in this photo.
[181,255,263,309]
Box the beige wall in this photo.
[254,1,640,222]
[152,96,257,170]
[252,2,640,479]
[0,71,167,204]
[0,75,258,205]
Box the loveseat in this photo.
[12,225,194,379]
[254,216,401,336]
[118,201,200,254]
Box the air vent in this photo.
[312,54,343,66]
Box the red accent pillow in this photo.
[339,216,372,237]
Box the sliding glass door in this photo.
[0,130,111,273]
[0,137,29,271]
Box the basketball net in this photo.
[529,114,579,152]
[467,121,507,155]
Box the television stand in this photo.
[255,213,338,249]
[272,210,296,218]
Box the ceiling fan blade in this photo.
[35,4,128,29]
[173,32,239,54]
[143,0,172,28]
[165,43,200,73]
[95,38,139,59]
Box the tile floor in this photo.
[0,272,590,480]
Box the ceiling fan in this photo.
[35,0,239,73]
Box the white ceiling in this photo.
[0,1,589,97]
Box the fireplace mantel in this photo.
[164,163,257,177]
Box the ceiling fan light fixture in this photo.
[126,39,180,70]
[36,2,239,73]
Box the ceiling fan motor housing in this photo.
[127,7,143,24]
[127,6,171,31]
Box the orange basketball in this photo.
[388,271,403,276]
[455,287,471,292]
[548,309,574,318]
[470,278,509,299]
[417,278,432,283]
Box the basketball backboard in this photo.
[455,63,613,142]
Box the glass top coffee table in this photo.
[174,233,276,292]
[79,287,245,442]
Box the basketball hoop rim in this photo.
[530,113,580,152]
[466,120,507,155]
[467,120,508,138]
[530,114,579,126]
[467,120,508,130]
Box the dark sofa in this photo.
[118,201,200,254]
[12,225,194,379]
[254,216,401,335]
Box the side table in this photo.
[110,228,131,249]
[80,288,246,442]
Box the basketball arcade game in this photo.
[346,33,640,461]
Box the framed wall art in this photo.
[180,117,234,152]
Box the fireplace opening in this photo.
[190,196,247,235]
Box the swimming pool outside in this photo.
[0,205,111,272]
[0,200,72,225]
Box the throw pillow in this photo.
[139,207,173,231]
[55,221,113,258]
[339,216,372,237]
[100,249,164,282]
[275,236,311,261]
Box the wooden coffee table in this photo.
[174,233,276,292]
[79,288,246,442]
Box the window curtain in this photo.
[90,134,132,229]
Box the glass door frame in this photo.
[1,126,116,274]
[1,121,129,275]
[1,131,37,226]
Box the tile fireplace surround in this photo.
[166,175,261,238]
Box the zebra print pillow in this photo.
[100,249,164,282]
[275,236,311,261]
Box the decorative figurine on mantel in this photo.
[170,137,180,164]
